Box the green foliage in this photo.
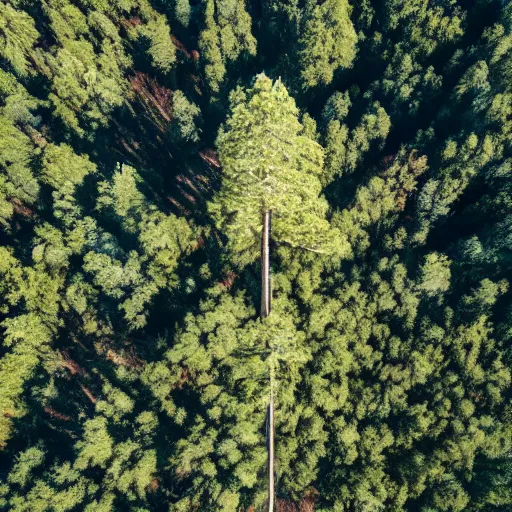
[383,0,464,56]
[199,0,257,92]
[419,253,451,296]
[170,90,202,142]
[209,73,342,265]
[0,115,38,226]
[154,288,313,509]
[0,248,61,446]
[42,143,96,190]
[299,0,358,88]
[0,1,512,511]
[134,14,176,73]
[8,446,46,487]
[0,3,39,76]
[97,164,146,233]
[93,164,195,328]
[324,100,391,178]
[332,149,428,257]
[75,416,113,469]
[175,0,191,27]
[44,39,128,136]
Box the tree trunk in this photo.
[268,381,275,512]
[261,209,271,319]
[261,209,274,512]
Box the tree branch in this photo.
[277,240,329,254]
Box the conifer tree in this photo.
[0,3,39,77]
[298,0,358,88]
[199,0,257,93]
[209,73,340,266]
[209,73,338,510]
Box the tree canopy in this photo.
[209,73,342,266]
[0,1,512,511]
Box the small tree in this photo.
[298,0,358,88]
[209,73,338,510]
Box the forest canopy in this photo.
[0,0,511,511]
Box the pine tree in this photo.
[0,3,39,77]
[199,0,257,93]
[298,0,358,88]
[175,0,191,27]
[170,90,202,142]
[209,72,338,509]
[209,73,340,266]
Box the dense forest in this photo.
[0,0,511,510]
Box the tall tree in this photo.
[209,73,338,509]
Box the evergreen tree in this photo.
[298,0,358,88]
[209,73,341,266]
[199,0,256,93]
[209,73,339,509]
[0,3,39,77]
